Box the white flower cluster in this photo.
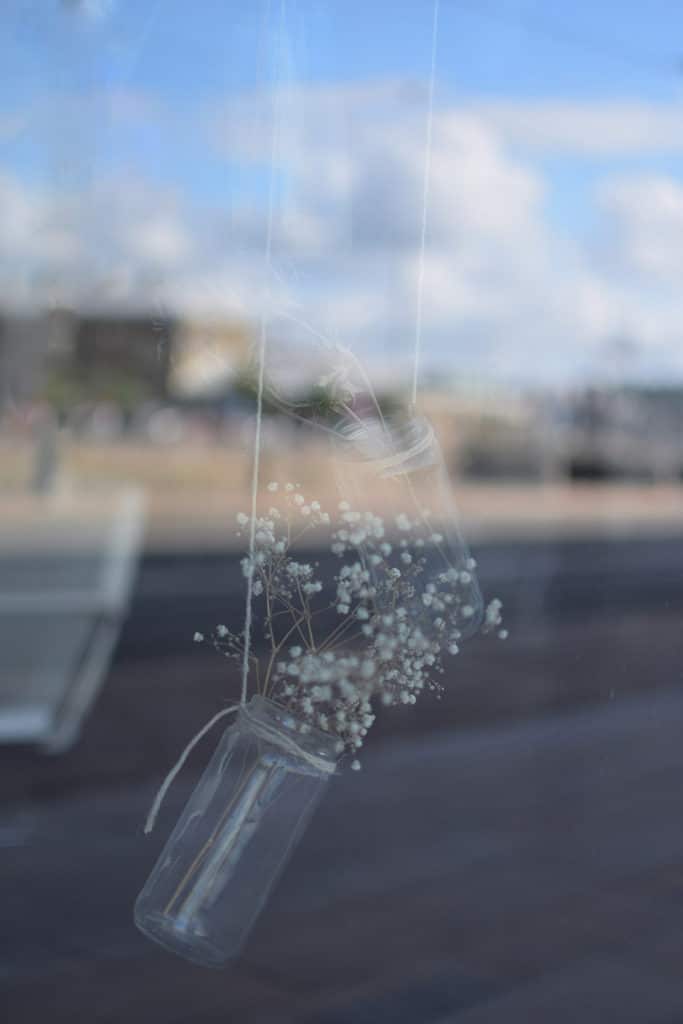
[197,482,504,765]
[482,596,508,639]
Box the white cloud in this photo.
[125,216,192,267]
[2,83,683,383]
[206,81,575,379]
[469,100,683,155]
[596,174,683,282]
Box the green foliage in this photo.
[42,366,150,414]
[231,368,405,425]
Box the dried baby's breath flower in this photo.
[198,483,504,762]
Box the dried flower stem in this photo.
[197,481,505,763]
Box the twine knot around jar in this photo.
[238,702,338,778]
[337,415,440,479]
[144,697,337,836]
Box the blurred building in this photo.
[422,381,683,484]
[72,315,176,399]
[0,315,55,412]
[0,309,255,417]
[556,387,683,482]
[169,319,252,400]
[420,383,547,481]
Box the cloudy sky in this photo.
[2,0,683,386]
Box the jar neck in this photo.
[335,413,440,477]
[238,696,338,767]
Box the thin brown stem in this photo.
[273,595,311,648]
[262,568,277,653]
[318,607,361,651]
[295,578,316,649]
[262,612,308,696]
[324,629,365,652]
[164,742,251,915]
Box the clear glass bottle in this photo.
[260,324,483,639]
[135,696,337,967]
[333,411,484,637]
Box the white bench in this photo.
[0,489,145,752]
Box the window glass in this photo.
[2,2,683,1018]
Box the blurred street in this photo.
[2,533,683,1022]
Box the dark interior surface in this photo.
[3,535,683,1023]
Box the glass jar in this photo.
[258,321,483,640]
[333,411,483,637]
[135,696,337,967]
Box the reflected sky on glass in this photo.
[2,0,683,384]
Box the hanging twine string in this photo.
[411,0,440,409]
[144,699,336,835]
[144,706,240,834]
[239,705,337,777]
[145,2,439,833]
[144,4,285,834]
[241,2,284,706]
[144,702,335,834]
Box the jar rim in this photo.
[335,414,439,475]
[240,695,339,763]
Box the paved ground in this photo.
[3,481,683,552]
[2,535,683,1022]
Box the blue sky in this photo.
[4,1,683,180]
[2,1,683,384]
[39,0,683,100]
[1,2,680,195]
